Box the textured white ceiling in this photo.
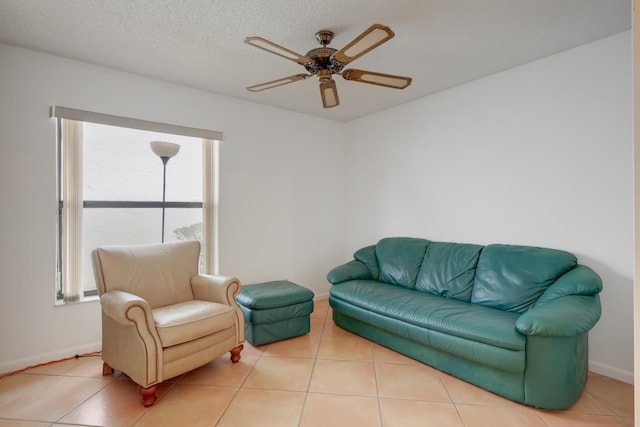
[0,0,631,122]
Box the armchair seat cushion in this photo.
[153,300,236,347]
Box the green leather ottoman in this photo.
[236,280,315,346]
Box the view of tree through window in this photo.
[57,121,206,300]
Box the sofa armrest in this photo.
[515,295,601,337]
[100,290,154,326]
[327,260,372,284]
[536,265,602,305]
[191,274,241,306]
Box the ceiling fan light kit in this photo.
[320,80,339,108]
[245,23,412,108]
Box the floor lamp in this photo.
[150,141,180,243]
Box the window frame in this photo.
[52,106,222,304]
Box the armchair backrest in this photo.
[92,241,200,308]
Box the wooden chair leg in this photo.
[102,362,114,376]
[230,344,244,363]
[137,384,159,407]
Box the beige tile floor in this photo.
[0,298,634,426]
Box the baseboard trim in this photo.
[0,342,101,375]
[589,360,634,384]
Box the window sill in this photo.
[55,294,99,306]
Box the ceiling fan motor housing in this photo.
[304,47,343,75]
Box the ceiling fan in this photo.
[244,24,412,108]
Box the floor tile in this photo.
[0,374,48,407]
[379,398,465,427]
[321,315,353,337]
[438,371,520,407]
[560,388,615,415]
[585,374,634,418]
[262,334,320,358]
[241,342,267,357]
[536,411,629,426]
[309,316,325,336]
[312,298,329,314]
[372,342,421,365]
[0,420,50,426]
[215,388,305,427]
[57,379,172,426]
[299,393,381,427]
[0,374,111,422]
[308,359,377,396]
[134,384,235,427]
[243,356,314,391]
[457,403,548,427]
[179,355,258,387]
[376,362,451,402]
[619,416,634,426]
[317,335,373,361]
[60,356,111,378]
[24,355,102,377]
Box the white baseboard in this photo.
[0,342,101,375]
[314,293,329,300]
[589,360,634,384]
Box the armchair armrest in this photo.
[327,260,372,284]
[191,274,241,306]
[100,289,154,326]
[515,295,601,337]
[191,274,245,344]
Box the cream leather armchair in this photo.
[92,241,244,407]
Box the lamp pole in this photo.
[150,141,180,243]
[159,156,169,243]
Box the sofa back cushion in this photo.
[471,244,577,313]
[415,242,483,302]
[376,237,430,289]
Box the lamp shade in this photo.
[150,141,180,159]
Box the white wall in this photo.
[344,32,633,382]
[0,44,345,373]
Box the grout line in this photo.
[212,345,266,427]
[434,369,460,407]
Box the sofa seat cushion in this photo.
[153,300,236,347]
[330,280,524,351]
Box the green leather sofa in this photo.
[327,237,602,409]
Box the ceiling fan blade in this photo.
[342,69,412,89]
[245,36,311,65]
[331,24,395,66]
[247,74,310,92]
[319,80,340,108]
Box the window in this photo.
[52,107,222,303]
